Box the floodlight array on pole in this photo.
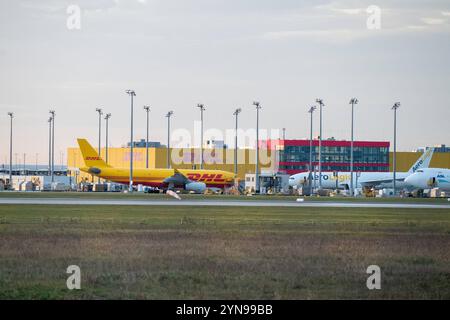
[233,108,242,176]
[49,110,55,183]
[349,98,358,196]
[7,112,13,187]
[308,106,316,196]
[253,101,262,193]
[197,104,206,169]
[96,108,103,155]
[143,105,151,169]
[315,98,324,189]
[95,108,103,183]
[104,113,111,164]
[392,102,400,196]
[126,90,136,192]
[48,116,52,176]
[166,111,174,169]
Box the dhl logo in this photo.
[187,173,226,182]
[85,157,102,161]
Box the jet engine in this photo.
[88,167,101,175]
[185,182,207,193]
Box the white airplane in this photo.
[405,168,450,191]
[288,148,434,190]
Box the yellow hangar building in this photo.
[66,139,450,184]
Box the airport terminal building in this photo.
[264,139,390,175]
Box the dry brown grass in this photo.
[0,205,449,299]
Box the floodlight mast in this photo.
[349,98,358,196]
[308,106,316,196]
[126,90,136,192]
[166,111,174,169]
[392,102,400,196]
[95,108,103,183]
[315,99,324,189]
[143,106,151,169]
[49,110,55,183]
[48,116,52,176]
[197,104,206,169]
[253,101,262,193]
[104,113,111,164]
[233,108,242,176]
[7,112,13,187]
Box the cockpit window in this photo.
[417,170,424,173]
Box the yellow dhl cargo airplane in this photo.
[77,138,235,193]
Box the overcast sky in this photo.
[0,0,449,164]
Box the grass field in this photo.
[0,204,449,299]
[0,191,449,204]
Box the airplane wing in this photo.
[360,177,405,188]
[163,169,191,185]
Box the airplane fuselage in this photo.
[405,168,450,191]
[81,166,235,188]
[289,171,411,190]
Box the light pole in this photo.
[95,108,103,183]
[308,106,316,195]
[315,99,324,189]
[197,104,205,169]
[104,113,111,164]
[48,116,52,176]
[126,90,136,192]
[49,110,55,183]
[349,98,358,196]
[392,102,400,196]
[233,108,242,176]
[253,101,262,193]
[143,106,150,169]
[7,112,13,187]
[35,153,39,171]
[95,108,103,156]
[282,128,286,140]
[166,111,174,169]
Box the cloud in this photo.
[442,11,450,16]
[334,8,363,15]
[19,0,120,13]
[315,2,364,16]
[421,17,446,25]
[262,28,371,43]
[261,22,450,44]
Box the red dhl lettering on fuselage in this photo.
[187,173,226,183]
[85,157,102,161]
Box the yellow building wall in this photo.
[389,152,450,171]
[67,147,275,183]
[67,147,450,184]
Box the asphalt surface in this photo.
[0,198,449,209]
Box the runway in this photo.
[0,198,449,209]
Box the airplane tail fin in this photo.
[408,148,434,173]
[77,138,111,168]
